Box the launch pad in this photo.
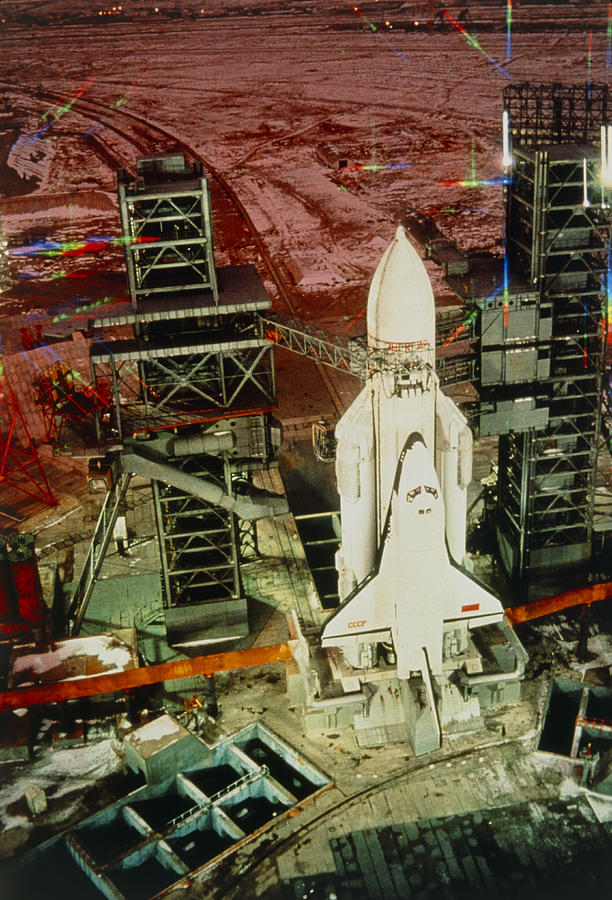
[292,616,526,754]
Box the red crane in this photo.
[0,357,56,507]
[33,360,111,445]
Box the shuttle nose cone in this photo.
[367,225,435,357]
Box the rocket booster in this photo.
[323,227,503,677]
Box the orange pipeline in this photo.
[0,642,293,711]
[505,582,612,625]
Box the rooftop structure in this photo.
[8,630,138,689]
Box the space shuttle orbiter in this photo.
[321,226,504,680]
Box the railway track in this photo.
[7,85,347,417]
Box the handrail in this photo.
[167,765,270,829]
[69,472,133,633]
[576,715,612,732]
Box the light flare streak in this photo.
[419,207,484,215]
[15,77,100,150]
[84,79,141,137]
[470,137,477,182]
[604,247,612,338]
[442,308,478,346]
[346,3,411,67]
[600,124,612,190]
[344,162,412,172]
[40,77,98,123]
[587,29,593,98]
[11,234,159,258]
[502,109,513,168]
[17,270,90,280]
[506,0,512,59]
[443,10,513,81]
[441,176,512,188]
[503,221,510,328]
[23,294,127,323]
[583,158,591,208]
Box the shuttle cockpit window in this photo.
[424,486,438,499]
[406,486,422,502]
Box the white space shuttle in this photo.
[321,226,504,681]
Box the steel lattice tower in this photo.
[85,155,280,644]
[496,83,611,581]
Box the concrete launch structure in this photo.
[299,228,527,755]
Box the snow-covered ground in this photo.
[1,1,610,338]
[11,634,136,685]
[0,739,124,846]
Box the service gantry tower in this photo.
[76,155,282,644]
[496,83,610,581]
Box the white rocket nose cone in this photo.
[367,225,435,355]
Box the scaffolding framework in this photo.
[117,155,218,304]
[504,82,609,149]
[91,269,276,439]
[82,155,280,644]
[261,315,478,388]
[33,361,111,446]
[496,83,610,580]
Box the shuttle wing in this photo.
[320,571,393,646]
[443,565,504,627]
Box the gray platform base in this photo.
[164,597,249,646]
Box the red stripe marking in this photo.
[461,603,480,613]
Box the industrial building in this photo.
[498,83,611,580]
[4,719,331,900]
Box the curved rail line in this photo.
[210,735,526,898]
[13,86,346,416]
